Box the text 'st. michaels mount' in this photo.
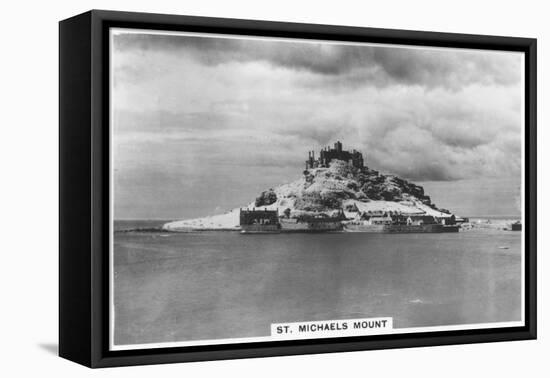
[163,141,459,232]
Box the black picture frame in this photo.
[59,9,537,368]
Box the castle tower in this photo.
[306,141,365,170]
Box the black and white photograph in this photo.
[110,27,526,350]
[3,0,548,375]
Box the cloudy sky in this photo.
[111,29,524,220]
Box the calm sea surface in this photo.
[113,222,522,346]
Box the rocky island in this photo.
[163,142,459,232]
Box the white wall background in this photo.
[0,0,546,375]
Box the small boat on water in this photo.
[511,221,522,231]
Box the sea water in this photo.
[112,222,522,346]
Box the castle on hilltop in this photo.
[305,141,364,170]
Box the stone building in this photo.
[305,141,364,170]
[239,208,280,233]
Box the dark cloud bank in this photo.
[114,32,522,90]
[114,30,522,204]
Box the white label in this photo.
[271,317,393,340]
